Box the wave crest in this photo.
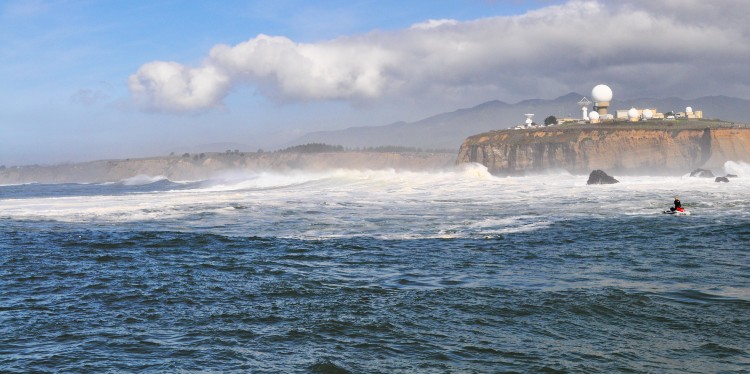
[120,174,169,186]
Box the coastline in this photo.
[0,151,457,185]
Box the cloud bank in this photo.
[129,0,750,113]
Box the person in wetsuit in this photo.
[670,197,682,212]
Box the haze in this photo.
[3,0,750,166]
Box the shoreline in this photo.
[0,151,457,185]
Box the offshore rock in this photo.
[587,170,619,185]
[456,125,750,175]
[690,168,715,178]
[715,176,730,183]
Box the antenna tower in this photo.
[577,97,592,120]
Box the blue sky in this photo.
[2,0,749,165]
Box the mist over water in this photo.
[2,163,750,372]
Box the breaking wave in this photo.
[119,174,169,186]
[723,161,750,177]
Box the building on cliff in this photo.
[615,107,702,121]
[585,84,702,123]
[511,84,704,130]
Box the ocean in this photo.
[1,163,749,373]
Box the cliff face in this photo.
[456,127,750,175]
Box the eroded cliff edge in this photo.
[456,124,750,175]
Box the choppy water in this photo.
[2,163,750,373]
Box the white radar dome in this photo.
[628,107,639,119]
[589,111,600,120]
[686,106,693,113]
[642,109,653,119]
[591,84,613,102]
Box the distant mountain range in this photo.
[291,93,750,151]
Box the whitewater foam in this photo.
[2,166,750,237]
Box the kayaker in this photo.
[670,197,683,212]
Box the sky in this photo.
[2,0,750,166]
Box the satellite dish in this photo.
[524,113,534,126]
[686,106,693,113]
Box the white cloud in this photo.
[129,0,750,113]
[208,34,395,101]
[128,61,230,112]
[409,19,459,30]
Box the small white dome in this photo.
[591,84,613,102]
[686,106,693,113]
[589,111,600,120]
[642,109,653,119]
[628,107,639,119]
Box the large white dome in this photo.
[589,111,600,120]
[642,109,653,119]
[591,84,613,102]
[628,107,639,119]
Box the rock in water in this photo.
[587,170,619,185]
[715,176,730,183]
[690,168,715,178]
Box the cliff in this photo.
[0,151,455,184]
[456,122,750,175]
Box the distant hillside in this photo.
[291,93,750,150]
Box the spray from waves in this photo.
[457,163,495,179]
[0,164,550,230]
[193,163,505,192]
[119,174,169,186]
[723,161,750,177]
[197,170,335,192]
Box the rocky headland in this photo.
[456,120,750,175]
[0,151,456,184]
